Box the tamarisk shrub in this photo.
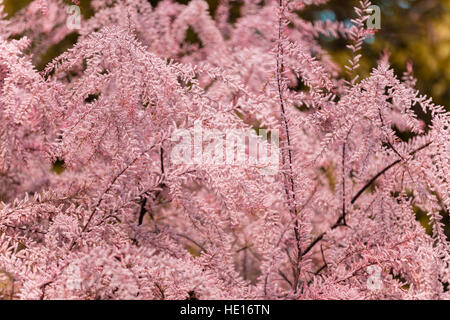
[0,0,449,300]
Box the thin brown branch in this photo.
[278,269,293,287]
[276,0,302,293]
[342,143,347,225]
[351,141,431,205]
[303,141,431,258]
[176,233,207,253]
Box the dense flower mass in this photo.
[0,0,449,300]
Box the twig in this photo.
[2,224,46,235]
[350,141,431,205]
[276,0,302,293]
[138,197,148,226]
[341,143,347,225]
[176,233,207,253]
[69,144,157,250]
[138,146,165,230]
[278,269,293,287]
[154,282,165,300]
[302,141,431,258]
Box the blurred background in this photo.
[304,0,450,110]
[2,0,449,108]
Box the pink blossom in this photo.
[0,0,448,300]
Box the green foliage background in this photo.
[307,0,450,110]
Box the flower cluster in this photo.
[0,0,448,299]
